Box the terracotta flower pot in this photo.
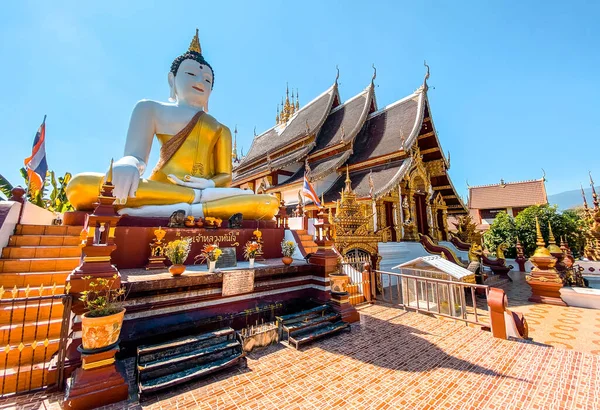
[282,256,293,266]
[81,308,125,350]
[169,264,185,276]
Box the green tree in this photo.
[517,205,584,257]
[483,205,585,258]
[484,211,517,258]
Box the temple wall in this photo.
[0,201,20,251]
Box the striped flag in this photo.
[302,175,321,208]
[24,116,48,192]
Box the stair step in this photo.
[139,340,241,372]
[138,327,234,357]
[0,272,70,288]
[15,225,81,236]
[0,300,65,325]
[139,353,243,395]
[277,305,329,323]
[2,246,81,259]
[289,321,350,348]
[284,312,340,335]
[0,339,59,368]
[9,234,81,247]
[0,318,63,344]
[0,258,79,273]
[298,234,314,241]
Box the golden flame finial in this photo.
[188,28,202,53]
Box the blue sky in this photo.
[1,0,598,202]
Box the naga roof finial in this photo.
[188,28,202,54]
[371,63,377,84]
[423,60,430,90]
[335,65,340,83]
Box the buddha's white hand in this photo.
[168,174,216,190]
[112,156,143,204]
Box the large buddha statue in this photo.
[67,30,279,220]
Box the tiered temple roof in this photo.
[232,70,467,215]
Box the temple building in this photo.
[468,178,548,230]
[232,67,467,247]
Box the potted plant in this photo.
[198,243,222,272]
[164,237,192,276]
[281,240,296,265]
[244,241,261,268]
[79,275,126,350]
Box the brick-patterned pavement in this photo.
[2,303,599,410]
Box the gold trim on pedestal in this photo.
[82,357,115,370]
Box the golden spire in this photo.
[290,89,295,115]
[106,158,114,184]
[535,217,545,247]
[548,222,556,245]
[581,184,589,210]
[188,28,202,53]
[532,216,552,258]
[590,172,599,209]
[344,165,352,193]
[547,222,562,254]
[276,104,280,124]
[295,89,300,111]
[232,125,238,162]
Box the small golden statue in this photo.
[146,227,167,270]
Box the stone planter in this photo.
[81,308,125,350]
[169,264,185,276]
[329,273,349,294]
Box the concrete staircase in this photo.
[0,224,81,395]
[294,229,318,256]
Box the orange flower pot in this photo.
[81,308,125,350]
[282,256,293,266]
[169,264,186,276]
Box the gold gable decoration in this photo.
[333,170,382,264]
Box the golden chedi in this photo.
[67,30,279,221]
[526,217,565,305]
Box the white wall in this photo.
[0,201,21,251]
[284,229,305,260]
[20,202,56,225]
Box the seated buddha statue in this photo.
[67,30,279,220]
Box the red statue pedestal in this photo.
[308,205,359,323]
[64,346,128,410]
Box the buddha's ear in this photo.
[168,72,176,102]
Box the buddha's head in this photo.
[168,29,214,111]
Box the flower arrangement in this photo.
[281,240,296,258]
[164,238,192,265]
[244,241,261,260]
[204,217,223,228]
[79,274,126,318]
[200,243,223,262]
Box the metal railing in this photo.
[373,269,490,326]
[0,285,72,397]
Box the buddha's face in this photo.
[168,59,213,110]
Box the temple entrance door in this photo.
[436,210,447,241]
[384,202,397,242]
[414,193,429,236]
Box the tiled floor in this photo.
[499,271,600,354]
[3,303,599,410]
